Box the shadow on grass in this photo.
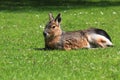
[0,1,120,11]
[34,48,45,51]
[33,47,68,51]
[33,48,56,51]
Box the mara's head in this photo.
[43,13,62,38]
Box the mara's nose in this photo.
[43,31,47,37]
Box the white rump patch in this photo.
[87,33,113,47]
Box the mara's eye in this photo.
[52,26,56,29]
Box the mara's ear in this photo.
[49,13,54,21]
[55,13,61,23]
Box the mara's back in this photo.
[61,31,90,50]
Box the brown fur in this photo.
[62,31,89,50]
[45,35,61,49]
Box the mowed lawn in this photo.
[0,5,120,80]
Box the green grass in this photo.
[0,5,120,80]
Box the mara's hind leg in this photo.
[88,34,113,48]
[96,37,113,48]
[96,39,107,48]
